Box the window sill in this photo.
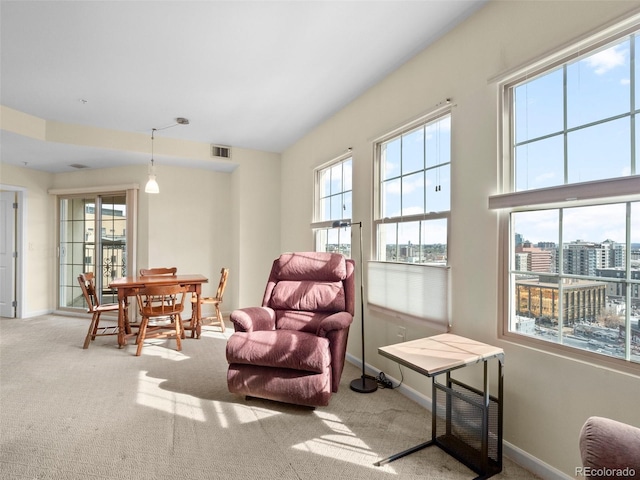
[499,330,640,378]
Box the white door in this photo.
[0,191,16,317]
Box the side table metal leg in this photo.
[374,440,434,466]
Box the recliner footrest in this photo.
[226,330,330,373]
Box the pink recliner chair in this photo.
[226,252,355,407]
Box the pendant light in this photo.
[144,128,159,194]
[144,118,189,194]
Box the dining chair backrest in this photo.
[134,284,187,356]
[140,267,177,276]
[215,268,229,301]
[78,272,100,310]
[188,267,229,334]
[136,284,187,317]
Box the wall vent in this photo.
[211,145,231,159]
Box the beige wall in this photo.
[0,147,280,319]
[231,148,282,308]
[280,1,640,477]
[0,163,55,316]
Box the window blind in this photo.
[367,261,450,331]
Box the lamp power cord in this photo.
[376,367,404,389]
[376,372,393,388]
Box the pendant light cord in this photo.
[150,128,157,166]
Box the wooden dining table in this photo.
[108,274,208,348]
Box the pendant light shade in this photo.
[145,159,159,194]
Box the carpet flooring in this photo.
[0,314,540,480]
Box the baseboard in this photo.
[345,354,572,480]
[20,309,55,319]
[503,442,573,480]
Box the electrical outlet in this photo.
[397,326,406,343]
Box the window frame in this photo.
[311,154,354,257]
[494,18,640,374]
[52,185,138,313]
[373,107,452,266]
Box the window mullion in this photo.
[558,208,565,344]
[424,124,427,214]
[631,34,636,176]
[95,196,103,295]
[563,65,569,185]
[400,134,404,218]
[625,202,632,361]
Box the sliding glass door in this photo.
[58,192,131,310]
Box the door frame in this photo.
[0,185,25,319]
[51,185,138,312]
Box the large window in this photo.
[375,112,450,264]
[494,26,640,367]
[369,110,452,330]
[312,156,353,256]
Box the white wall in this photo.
[280,1,640,477]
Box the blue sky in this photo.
[381,116,450,246]
[514,37,640,246]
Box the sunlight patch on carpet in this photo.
[199,329,232,340]
[137,342,191,361]
[212,400,230,428]
[232,403,282,424]
[291,410,399,473]
[136,370,205,421]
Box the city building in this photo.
[515,276,607,325]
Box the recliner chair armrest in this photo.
[230,307,276,332]
[579,416,640,479]
[317,312,353,337]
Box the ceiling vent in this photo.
[69,163,89,169]
[211,145,231,159]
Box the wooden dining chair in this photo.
[78,272,120,349]
[135,284,187,356]
[139,267,177,276]
[139,267,178,306]
[191,267,229,332]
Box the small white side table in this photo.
[376,333,504,480]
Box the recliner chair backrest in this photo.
[262,252,355,331]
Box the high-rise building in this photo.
[563,241,598,276]
[515,244,553,273]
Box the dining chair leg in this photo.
[91,314,102,339]
[175,315,182,352]
[176,313,186,339]
[216,305,225,332]
[83,312,100,349]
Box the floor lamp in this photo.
[333,220,378,393]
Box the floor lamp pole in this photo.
[349,221,378,394]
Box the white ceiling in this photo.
[0,0,486,173]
